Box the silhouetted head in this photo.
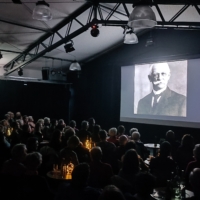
[72,163,90,188]
[119,135,128,146]
[122,149,139,174]
[135,172,156,197]
[189,168,200,198]
[193,144,200,161]
[11,144,27,162]
[117,125,125,136]
[69,120,76,128]
[160,141,171,157]
[98,130,108,141]
[181,134,194,149]
[99,185,126,200]
[90,146,102,161]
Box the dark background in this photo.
[2,29,200,143]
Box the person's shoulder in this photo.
[139,92,152,102]
[168,88,186,100]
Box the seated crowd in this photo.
[0,111,200,200]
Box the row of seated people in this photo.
[0,112,200,198]
[0,141,200,200]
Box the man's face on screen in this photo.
[148,63,171,91]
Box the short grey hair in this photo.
[131,131,140,141]
[129,128,138,135]
[108,127,117,136]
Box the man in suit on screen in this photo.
[137,62,186,116]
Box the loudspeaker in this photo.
[42,67,50,80]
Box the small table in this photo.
[47,170,72,181]
[144,143,160,157]
[151,187,194,200]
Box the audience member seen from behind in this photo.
[133,172,156,200]
[2,143,27,177]
[89,147,113,188]
[22,152,54,200]
[34,122,43,142]
[73,135,91,163]
[165,130,180,160]
[130,131,146,160]
[115,135,128,161]
[91,124,101,143]
[49,129,62,153]
[188,168,200,200]
[175,134,194,171]
[119,149,140,183]
[10,121,22,147]
[88,117,95,134]
[26,137,39,153]
[111,149,139,195]
[62,127,75,148]
[69,120,79,134]
[76,120,91,145]
[185,144,200,188]
[96,130,116,168]
[55,163,102,200]
[60,135,79,166]
[107,127,119,146]
[98,185,126,200]
[43,117,51,140]
[117,125,126,139]
[150,141,176,187]
[0,131,10,169]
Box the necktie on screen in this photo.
[152,94,161,108]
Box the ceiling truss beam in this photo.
[3,1,200,75]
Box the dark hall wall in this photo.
[0,80,70,122]
[72,29,200,143]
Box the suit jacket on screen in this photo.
[137,87,186,117]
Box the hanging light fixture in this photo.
[128,5,157,29]
[32,1,52,21]
[69,61,81,71]
[64,40,75,53]
[18,68,23,76]
[90,24,100,37]
[124,29,138,44]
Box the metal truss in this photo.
[4,1,200,75]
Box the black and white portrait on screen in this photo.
[134,61,187,117]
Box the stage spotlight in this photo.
[18,68,23,76]
[90,25,99,37]
[64,40,75,53]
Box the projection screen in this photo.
[120,58,200,128]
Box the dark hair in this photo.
[135,172,156,196]
[69,120,76,128]
[64,128,75,143]
[67,135,80,148]
[93,124,101,134]
[160,141,171,157]
[117,125,125,135]
[51,129,61,141]
[181,134,194,148]
[90,147,102,161]
[72,163,90,188]
[88,118,95,125]
[124,140,136,152]
[122,149,139,174]
[99,185,126,200]
[99,130,107,140]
